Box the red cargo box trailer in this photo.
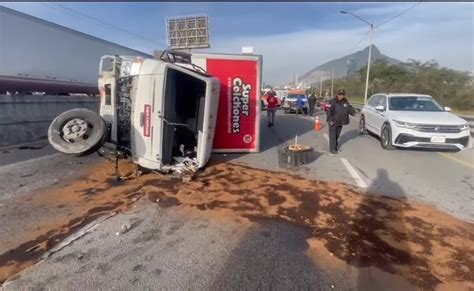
[190,53,262,153]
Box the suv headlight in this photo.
[393,120,416,129]
[460,123,470,131]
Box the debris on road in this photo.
[0,159,473,290]
[120,224,131,234]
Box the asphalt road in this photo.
[228,108,474,222]
[0,108,473,289]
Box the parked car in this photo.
[282,90,309,114]
[359,93,470,150]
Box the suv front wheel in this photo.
[380,124,395,150]
[359,115,367,135]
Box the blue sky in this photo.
[2,2,473,84]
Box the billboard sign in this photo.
[166,15,210,50]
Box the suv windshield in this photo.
[389,96,444,112]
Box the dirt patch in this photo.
[1,160,473,290]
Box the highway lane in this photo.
[0,109,472,289]
[1,108,472,223]
[229,108,474,222]
[335,114,473,222]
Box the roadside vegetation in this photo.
[327,59,474,115]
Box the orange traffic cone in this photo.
[314,116,321,131]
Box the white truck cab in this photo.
[49,51,220,172]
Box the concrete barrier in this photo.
[0,94,99,147]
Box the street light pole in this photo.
[341,11,373,104]
[364,24,373,105]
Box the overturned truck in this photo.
[48,51,220,172]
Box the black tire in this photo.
[380,123,395,150]
[303,108,308,115]
[359,115,368,135]
[48,108,107,156]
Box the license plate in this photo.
[431,136,445,143]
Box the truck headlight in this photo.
[120,60,133,77]
[120,58,143,77]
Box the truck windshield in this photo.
[389,96,444,112]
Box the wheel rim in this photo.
[382,128,389,146]
[359,118,365,133]
[61,118,90,143]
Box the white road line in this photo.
[323,133,329,143]
[340,158,368,189]
[0,153,59,171]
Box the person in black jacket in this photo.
[308,93,317,116]
[327,89,356,155]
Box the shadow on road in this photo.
[338,129,360,149]
[353,169,414,290]
[209,219,323,289]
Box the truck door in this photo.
[131,73,164,168]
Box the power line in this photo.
[375,2,422,29]
[41,3,165,47]
[348,28,371,54]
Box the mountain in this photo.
[297,45,401,86]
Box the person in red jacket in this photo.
[266,91,278,127]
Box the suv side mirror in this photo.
[375,105,385,111]
[444,106,451,112]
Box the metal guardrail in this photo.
[351,102,474,135]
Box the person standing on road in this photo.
[327,89,356,155]
[296,94,305,115]
[308,93,317,116]
[266,91,278,127]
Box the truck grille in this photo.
[414,124,461,133]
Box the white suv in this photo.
[359,93,470,150]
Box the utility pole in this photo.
[331,66,335,97]
[340,11,373,104]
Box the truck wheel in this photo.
[48,109,106,156]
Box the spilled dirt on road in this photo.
[1,159,473,290]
